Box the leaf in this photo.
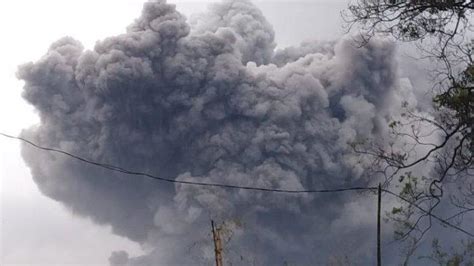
[392,207,402,214]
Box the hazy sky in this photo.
[0,1,348,265]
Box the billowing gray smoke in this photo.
[18,0,416,264]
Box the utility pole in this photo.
[377,183,382,266]
[211,220,223,266]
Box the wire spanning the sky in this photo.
[382,189,474,238]
[0,133,377,194]
[2,132,473,238]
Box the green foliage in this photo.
[392,207,403,214]
[345,0,473,263]
[386,172,429,243]
[434,65,473,139]
[346,0,473,42]
[423,238,474,266]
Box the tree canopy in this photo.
[345,0,473,262]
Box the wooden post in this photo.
[211,220,223,266]
[377,183,382,266]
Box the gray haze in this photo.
[17,0,425,264]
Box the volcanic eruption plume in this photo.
[18,0,417,264]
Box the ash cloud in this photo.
[18,0,416,264]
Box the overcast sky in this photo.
[0,1,350,265]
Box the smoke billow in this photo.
[18,0,416,264]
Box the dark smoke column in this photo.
[18,0,413,264]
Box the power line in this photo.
[0,132,376,194]
[2,132,473,238]
[382,189,474,238]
